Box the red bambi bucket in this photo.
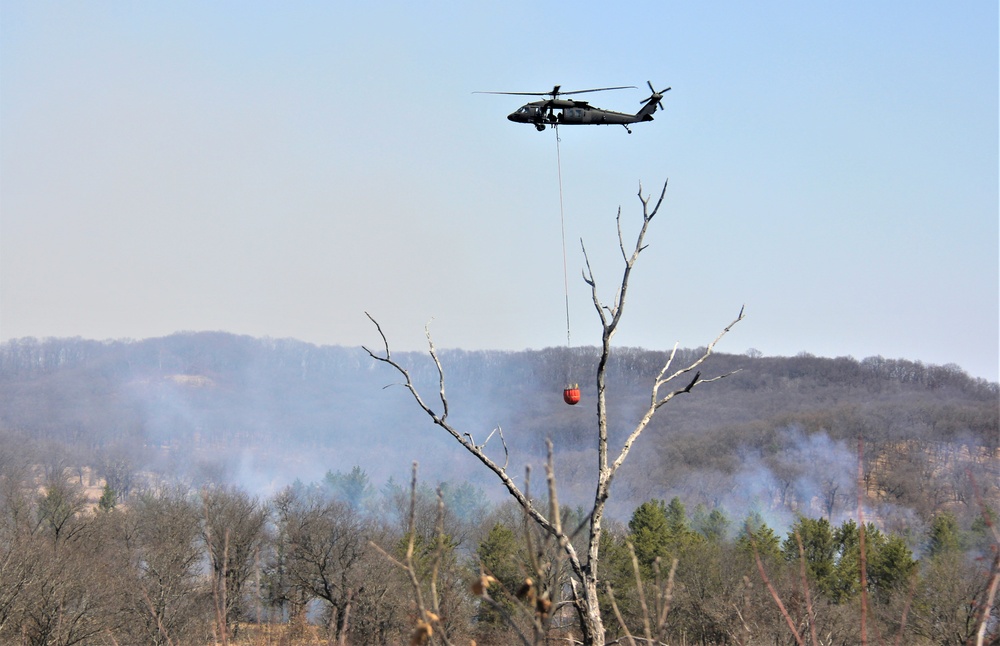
[563,386,581,406]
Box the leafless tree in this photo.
[272,486,368,643]
[201,485,268,639]
[9,491,125,646]
[36,467,87,545]
[119,489,209,646]
[365,180,743,645]
[0,458,36,639]
[99,450,137,504]
[346,528,409,645]
[16,532,119,646]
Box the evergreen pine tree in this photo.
[98,483,117,512]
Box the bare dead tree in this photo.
[364,180,743,646]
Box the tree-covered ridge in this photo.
[1,333,994,525]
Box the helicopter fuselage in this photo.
[480,82,669,132]
[507,98,657,132]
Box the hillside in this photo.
[1,333,996,528]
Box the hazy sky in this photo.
[2,2,997,380]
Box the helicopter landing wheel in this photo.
[535,123,546,132]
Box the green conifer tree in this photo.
[98,483,117,512]
[736,510,781,562]
[783,516,837,598]
[476,522,524,623]
[927,512,962,557]
[628,500,671,571]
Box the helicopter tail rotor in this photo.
[641,80,671,111]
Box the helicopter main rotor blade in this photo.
[556,85,636,95]
[474,85,636,97]
[473,90,553,96]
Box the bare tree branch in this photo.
[363,316,588,589]
[795,530,819,646]
[626,541,653,644]
[653,557,678,641]
[969,470,1000,646]
[368,463,452,646]
[752,535,804,646]
[606,306,745,492]
[605,583,636,646]
[365,178,743,646]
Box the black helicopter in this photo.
[476,81,670,133]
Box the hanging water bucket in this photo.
[563,384,581,405]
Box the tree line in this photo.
[1,458,996,645]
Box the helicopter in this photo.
[476,81,670,133]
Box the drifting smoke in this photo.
[119,339,551,503]
[0,333,994,541]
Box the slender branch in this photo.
[495,426,510,471]
[977,559,1000,646]
[580,241,609,329]
[219,530,230,645]
[546,439,563,538]
[404,463,428,617]
[616,206,628,262]
[626,541,653,644]
[606,307,745,487]
[857,437,869,646]
[969,470,1000,646]
[750,528,804,646]
[893,575,918,646]
[653,557,678,640]
[472,587,533,646]
[795,530,819,646]
[368,463,452,646]
[425,325,449,422]
[363,314,585,582]
[429,487,451,646]
[605,583,637,646]
[521,465,539,577]
[140,588,175,646]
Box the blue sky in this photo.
[2,2,997,380]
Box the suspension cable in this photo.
[554,125,571,348]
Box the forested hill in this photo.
[1,333,996,527]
